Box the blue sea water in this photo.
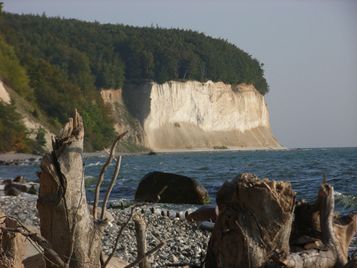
[0,147,356,214]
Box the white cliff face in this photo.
[102,80,282,150]
[142,81,281,150]
[146,81,270,132]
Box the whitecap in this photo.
[86,161,102,167]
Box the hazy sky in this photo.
[2,0,357,148]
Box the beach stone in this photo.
[4,185,22,196]
[135,171,209,204]
[13,175,27,183]
[28,185,37,195]
[4,183,29,196]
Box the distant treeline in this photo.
[0,10,269,152]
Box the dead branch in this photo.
[124,240,165,268]
[93,131,127,219]
[103,204,143,267]
[133,213,150,268]
[100,155,122,220]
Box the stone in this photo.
[135,171,209,204]
[27,185,37,195]
[186,205,218,222]
[13,176,27,183]
[4,185,22,196]
[4,183,29,196]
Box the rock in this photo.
[13,176,27,183]
[186,205,218,222]
[135,171,209,204]
[27,185,37,195]
[4,185,22,196]
[4,182,29,196]
[198,221,215,232]
[2,179,12,185]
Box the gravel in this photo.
[0,194,210,267]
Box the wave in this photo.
[85,161,103,167]
[334,191,357,212]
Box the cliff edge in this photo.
[104,80,282,151]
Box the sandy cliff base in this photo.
[146,123,282,151]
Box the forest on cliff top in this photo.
[0,7,269,152]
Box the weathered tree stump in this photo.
[37,111,105,268]
[0,210,25,268]
[281,184,356,268]
[205,173,357,268]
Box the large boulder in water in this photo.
[135,171,209,204]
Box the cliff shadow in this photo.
[122,81,152,126]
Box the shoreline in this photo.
[0,146,286,162]
[3,146,357,162]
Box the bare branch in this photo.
[103,204,143,267]
[100,155,122,220]
[93,131,127,219]
[124,241,165,268]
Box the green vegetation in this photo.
[0,11,269,152]
[0,102,32,152]
[0,12,268,94]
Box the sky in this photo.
[2,0,357,148]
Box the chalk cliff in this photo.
[103,80,281,151]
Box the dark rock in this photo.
[148,151,157,155]
[4,185,22,196]
[28,185,37,195]
[2,179,12,185]
[186,205,218,222]
[4,182,29,195]
[13,175,27,183]
[135,171,209,204]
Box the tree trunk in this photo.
[204,173,357,268]
[205,173,295,268]
[37,111,104,268]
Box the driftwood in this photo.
[133,213,151,268]
[37,110,105,267]
[205,173,295,267]
[205,173,357,268]
[0,212,25,268]
[280,184,357,268]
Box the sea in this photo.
[0,147,356,215]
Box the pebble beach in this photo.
[0,194,210,267]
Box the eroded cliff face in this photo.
[119,80,282,151]
[144,81,280,150]
[100,89,146,151]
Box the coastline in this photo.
[0,146,287,162]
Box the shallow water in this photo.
[0,148,356,214]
